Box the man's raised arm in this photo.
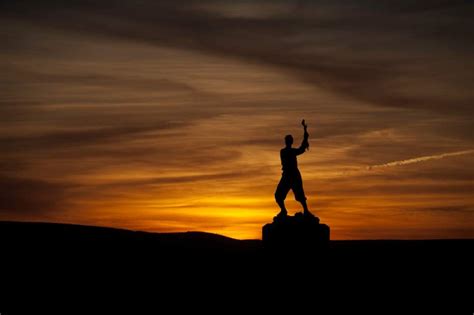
[296,119,310,155]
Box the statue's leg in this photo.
[293,172,313,216]
[300,200,311,214]
[275,176,290,215]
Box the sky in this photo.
[1,0,473,239]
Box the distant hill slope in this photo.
[0,220,237,243]
[2,220,472,265]
[0,220,261,252]
[1,220,472,251]
[1,221,472,310]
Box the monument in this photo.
[263,119,330,249]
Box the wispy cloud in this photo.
[367,150,474,170]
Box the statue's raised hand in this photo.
[301,119,307,129]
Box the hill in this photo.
[0,221,472,311]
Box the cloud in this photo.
[0,176,73,216]
[3,0,472,116]
[367,149,474,170]
[0,123,188,153]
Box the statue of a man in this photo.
[274,119,314,218]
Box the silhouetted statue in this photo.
[275,119,314,218]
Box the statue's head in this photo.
[285,134,293,147]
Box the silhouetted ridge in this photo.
[1,221,472,311]
[0,221,251,252]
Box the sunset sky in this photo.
[1,0,473,239]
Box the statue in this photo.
[263,119,329,249]
[274,119,314,218]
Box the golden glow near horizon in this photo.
[1,1,473,239]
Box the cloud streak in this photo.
[3,0,473,116]
[368,150,474,170]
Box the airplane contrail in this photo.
[367,149,474,170]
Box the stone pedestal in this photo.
[262,212,330,250]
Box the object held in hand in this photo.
[302,119,307,128]
[301,119,309,150]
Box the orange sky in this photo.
[1,0,473,239]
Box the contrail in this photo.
[367,149,474,170]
